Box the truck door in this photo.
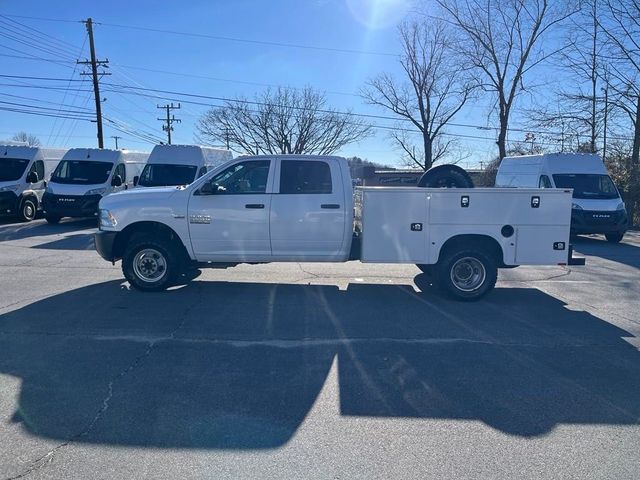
[270,158,345,257]
[188,159,272,261]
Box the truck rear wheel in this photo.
[18,198,37,222]
[435,249,497,301]
[122,234,180,291]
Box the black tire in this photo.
[435,248,497,301]
[605,232,625,243]
[122,234,181,292]
[18,198,37,222]
[45,214,61,224]
[417,164,474,188]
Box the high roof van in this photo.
[496,153,628,242]
[43,148,149,224]
[0,145,67,221]
[135,145,232,188]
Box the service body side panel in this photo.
[357,187,573,266]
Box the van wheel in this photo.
[122,235,180,291]
[45,214,61,224]
[18,198,37,222]
[605,232,624,243]
[435,249,497,301]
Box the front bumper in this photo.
[571,209,628,234]
[43,192,102,218]
[0,191,19,216]
[95,230,118,262]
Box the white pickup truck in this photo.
[95,155,582,300]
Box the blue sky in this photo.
[0,0,532,167]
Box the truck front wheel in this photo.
[122,235,180,291]
[435,249,497,301]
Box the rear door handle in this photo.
[321,204,341,209]
[245,203,265,209]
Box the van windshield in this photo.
[51,160,113,185]
[0,157,29,181]
[552,174,619,199]
[138,164,197,187]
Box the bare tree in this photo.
[11,132,41,146]
[195,87,371,156]
[362,20,474,170]
[598,0,640,225]
[438,0,578,160]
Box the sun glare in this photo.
[346,0,411,29]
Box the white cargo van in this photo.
[495,153,628,242]
[0,145,67,221]
[135,145,232,188]
[43,148,149,224]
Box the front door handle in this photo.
[245,203,265,209]
[321,204,340,209]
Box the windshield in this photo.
[51,160,113,185]
[552,174,619,199]
[138,164,197,187]
[0,157,30,182]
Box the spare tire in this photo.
[417,164,474,188]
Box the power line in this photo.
[0,13,398,57]
[97,22,399,57]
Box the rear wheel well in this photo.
[114,222,189,261]
[438,234,504,266]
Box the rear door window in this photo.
[279,160,332,194]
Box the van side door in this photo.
[270,158,346,258]
[26,159,46,201]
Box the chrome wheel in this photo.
[24,203,34,219]
[450,257,486,292]
[132,248,167,283]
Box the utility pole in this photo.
[157,103,181,145]
[111,135,121,149]
[78,18,110,148]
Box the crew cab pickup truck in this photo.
[95,155,581,301]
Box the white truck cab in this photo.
[496,153,628,242]
[0,145,67,221]
[135,144,232,188]
[96,155,582,301]
[43,148,149,224]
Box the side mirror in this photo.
[198,181,215,196]
[26,171,39,183]
[111,174,123,187]
[133,175,139,186]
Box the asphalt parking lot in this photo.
[0,217,639,480]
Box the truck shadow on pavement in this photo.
[0,277,638,448]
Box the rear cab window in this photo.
[279,160,332,194]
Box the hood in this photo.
[99,185,182,209]
[46,182,105,196]
[572,197,623,211]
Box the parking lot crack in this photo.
[3,284,204,480]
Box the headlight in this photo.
[616,202,626,211]
[99,209,117,229]
[571,203,582,210]
[0,184,19,193]
[86,187,107,196]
